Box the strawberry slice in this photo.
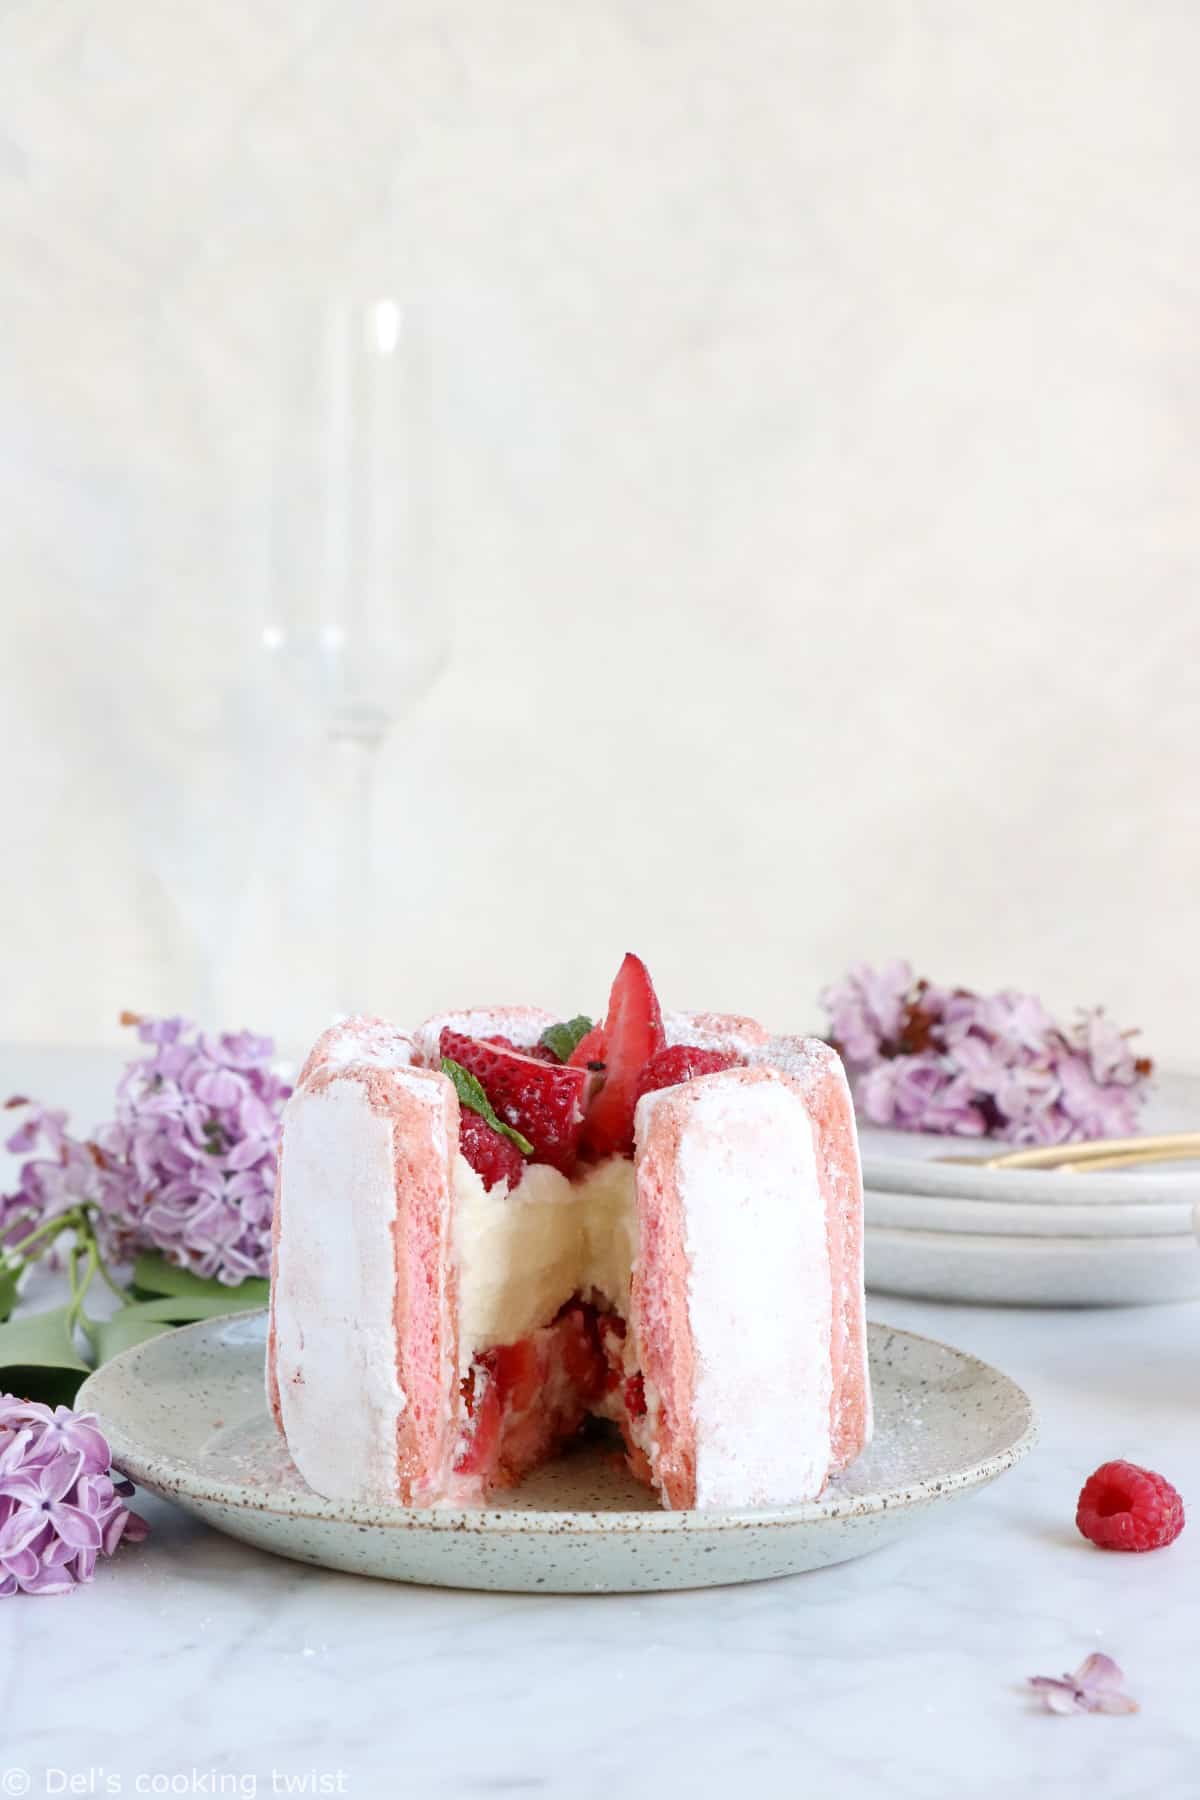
[485,1034,561,1065]
[440,1028,588,1173]
[567,1025,608,1069]
[579,953,665,1158]
[633,1045,740,1106]
[458,1110,526,1193]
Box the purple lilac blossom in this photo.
[3,1016,291,1284]
[821,963,1150,1144]
[0,1101,117,1261]
[1028,1653,1139,1716]
[0,1396,147,1596]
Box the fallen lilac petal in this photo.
[1029,1678,1083,1715]
[1075,1653,1126,1691]
[1094,1690,1140,1715]
[1029,1654,1139,1717]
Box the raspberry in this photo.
[458,1110,525,1193]
[1076,1460,1185,1552]
[441,1029,588,1173]
[579,953,665,1158]
[634,1044,740,1105]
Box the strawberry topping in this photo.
[457,1109,526,1193]
[579,953,665,1158]
[485,1034,561,1064]
[567,1024,608,1070]
[441,1028,588,1174]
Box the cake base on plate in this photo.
[78,1311,1035,1593]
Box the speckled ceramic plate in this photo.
[77,1311,1035,1593]
[867,1223,1200,1307]
[861,1071,1200,1208]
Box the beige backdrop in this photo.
[3,2,1198,1068]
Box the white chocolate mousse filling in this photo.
[453,1156,638,1367]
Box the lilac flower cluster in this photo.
[0,1396,147,1596]
[3,1016,291,1284]
[1,1104,104,1254]
[821,961,1151,1144]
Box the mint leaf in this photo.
[440,1059,533,1156]
[538,1015,594,1063]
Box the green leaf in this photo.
[0,1303,91,1403]
[132,1252,269,1308]
[90,1288,269,1365]
[538,1015,595,1063]
[0,1265,20,1325]
[89,1308,177,1364]
[0,1302,90,1374]
[440,1058,533,1156]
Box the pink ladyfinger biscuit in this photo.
[633,1057,870,1510]
[751,1035,872,1471]
[411,1006,556,1068]
[804,1045,872,1472]
[267,1018,459,1504]
[268,1017,416,1436]
[663,1010,772,1059]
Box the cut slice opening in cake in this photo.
[446,1151,650,1495]
[452,1295,653,1491]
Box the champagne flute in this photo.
[262,291,446,1013]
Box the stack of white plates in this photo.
[862,1073,1200,1306]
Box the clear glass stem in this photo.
[329,729,382,1015]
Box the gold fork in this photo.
[935,1132,1200,1174]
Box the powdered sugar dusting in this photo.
[299,1017,416,1085]
[750,1033,841,1087]
[667,1068,833,1507]
[664,1010,770,1059]
[411,1007,557,1068]
[274,1079,410,1501]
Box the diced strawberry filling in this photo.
[452,1297,654,1492]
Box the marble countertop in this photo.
[0,1050,1197,1798]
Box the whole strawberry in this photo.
[634,1045,740,1106]
[440,1029,588,1174]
